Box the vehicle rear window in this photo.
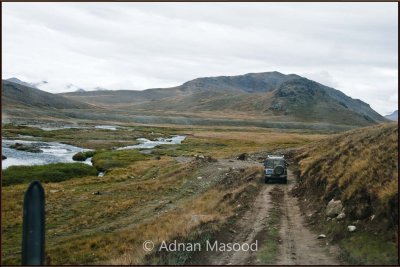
[265,159,284,168]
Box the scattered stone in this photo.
[98,172,105,177]
[326,217,331,222]
[128,175,134,179]
[229,228,237,234]
[318,234,326,239]
[347,225,356,232]
[49,190,59,193]
[197,176,203,180]
[336,210,346,221]
[370,214,375,221]
[326,199,343,218]
[92,191,101,195]
[308,213,313,217]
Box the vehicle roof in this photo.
[266,156,285,160]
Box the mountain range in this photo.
[60,72,387,126]
[2,72,389,127]
[385,110,398,121]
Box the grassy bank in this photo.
[91,149,150,171]
[293,122,398,265]
[2,163,97,186]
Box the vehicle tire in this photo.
[283,178,288,184]
[274,165,285,175]
[265,177,269,184]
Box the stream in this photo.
[1,140,92,169]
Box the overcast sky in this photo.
[2,3,398,115]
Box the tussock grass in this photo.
[2,163,97,186]
[91,149,150,171]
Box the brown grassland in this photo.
[2,124,324,264]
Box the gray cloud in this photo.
[2,2,398,115]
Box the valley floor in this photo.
[1,122,397,265]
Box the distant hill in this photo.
[385,110,398,121]
[5,77,48,89]
[61,72,387,126]
[2,80,92,109]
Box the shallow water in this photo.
[2,140,92,169]
[95,125,119,131]
[117,135,186,150]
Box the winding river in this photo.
[1,140,92,169]
[2,135,186,169]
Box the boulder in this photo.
[10,143,42,153]
[347,225,356,232]
[72,152,86,161]
[326,199,343,218]
[317,234,326,239]
[2,155,7,160]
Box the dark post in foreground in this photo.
[22,181,45,265]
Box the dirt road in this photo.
[276,171,340,265]
[197,164,340,265]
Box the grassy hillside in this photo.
[293,122,398,264]
[60,72,387,127]
[2,80,93,109]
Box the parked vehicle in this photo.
[264,155,288,184]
